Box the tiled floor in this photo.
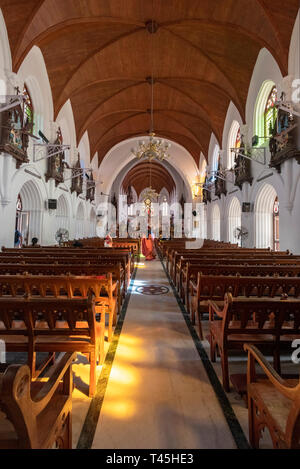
[74,256,298,449]
[89,259,236,449]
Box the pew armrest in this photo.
[189,279,197,296]
[244,344,299,400]
[208,299,224,321]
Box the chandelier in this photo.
[131,12,171,162]
[143,186,159,201]
[132,132,171,162]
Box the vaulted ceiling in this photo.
[122,161,176,196]
[0,0,298,167]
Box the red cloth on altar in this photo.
[142,237,156,261]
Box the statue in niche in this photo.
[127,185,134,206]
[202,173,211,204]
[269,106,300,173]
[214,155,227,198]
[86,172,95,202]
[45,127,65,186]
[179,194,185,218]
[111,193,117,209]
[234,134,253,190]
[0,102,30,168]
[71,155,83,196]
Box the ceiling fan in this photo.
[233,226,249,247]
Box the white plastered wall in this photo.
[0,12,97,247]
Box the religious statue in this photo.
[45,127,65,186]
[0,103,30,168]
[202,173,211,204]
[234,134,253,190]
[269,107,300,173]
[214,156,227,198]
[86,172,96,202]
[71,155,83,195]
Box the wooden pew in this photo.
[0,252,132,287]
[0,352,75,449]
[209,294,300,392]
[0,295,102,397]
[179,262,300,308]
[0,262,124,312]
[244,344,300,449]
[168,249,293,280]
[190,273,300,339]
[176,255,300,301]
[0,273,117,343]
[73,237,141,254]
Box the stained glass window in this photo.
[16,194,22,212]
[211,145,219,182]
[273,196,279,251]
[235,127,241,150]
[23,85,33,128]
[264,86,277,139]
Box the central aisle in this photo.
[91,259,236,449]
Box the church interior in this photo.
[0,0,300,451]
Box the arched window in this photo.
[264,86,277,139]
[227,121,241,169]
[254,81,277,145]
[23,85,34,129]
[255,183,278,249]
[228,197,242,245]
[16,181,43,246]
[211,204,220,241]
[16,194,23,213]
[75,203,85,239]
[210,145,220,182]
[273,196,280,251]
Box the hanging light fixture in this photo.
[131,11,171,162]
[143,160,159,204]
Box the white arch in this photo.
[199,152,207,174]
[78,131,91,169]
[253,79,276,144]
[228,197,242,245]
[288,10,300,77]
[18,179,43,244]
[200,204,207,240]
[17,46,54,138]
[97,137,197,202]
[89,207,97,237]
[211,203,220,241]
[56,194,69,232]
[75,202,85,239]
[56,99,77,165]
[0,9,12,76]
[227,120,240,170]
[255,183,277,249]
[246,48,283,141]
[159,187,170,204]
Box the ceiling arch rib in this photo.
[91,111,205,154]
[95,130,201,168]
[89,112,207,163]
[75,78,230,147]
[0,0,298,170]
[122,161,176,196]
[81,108,213,150]
[161,18,286,74]
[12,1,289,80]
[54,27,242,116]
